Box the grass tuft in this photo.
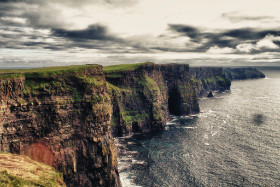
[0,152,65,187]
[103,62,154,73]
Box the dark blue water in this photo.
[116,70,280,187]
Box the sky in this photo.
[1,0,280,67]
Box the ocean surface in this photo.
[116,69,280,187]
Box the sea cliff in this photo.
[0,63,231,186]
[0,65,120,187]
[190,67,231,97]
[224,67,265,80]
[105,63,200,137]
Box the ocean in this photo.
[116,69,280,187]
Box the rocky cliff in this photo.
[190,67,231,97]
[105,63,225,137]
[0,63,232,186]
[224,67,265,80]
[0,65,121,187]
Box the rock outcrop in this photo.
[224,67,265,80]
[0,65,121,187]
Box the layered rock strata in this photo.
[0,65,121,187]
[190,67,231,97]
[0,63,232,186]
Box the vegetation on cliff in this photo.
[0,152,65,187]
[189,67,231,97]
[0,65,95,75]
[0,64,120,187]
[224,68,265,80]
[103,62,153,73]
[0,62,231,186]
[104,63,200,136]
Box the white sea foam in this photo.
[132,159,146,165]
[166,122,177,125]
[212,131,218,136]
[119,172,143,187]
[183,126,197,129]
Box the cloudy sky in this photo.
[1,0,280,67]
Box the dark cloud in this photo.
[168,24,200,40]
[52,24,119,41]
[60,0,138,8]
[221,28,257,40]
[0,0,137,7]
[0,0,21,2]
[168,24,280,53]
[222,12,274,23]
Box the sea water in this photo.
[116,69,280,187]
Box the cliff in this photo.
[0,65,121,187]
[0,63,232,186]
[105,64,230,137]
[0,152,65,186]
[224,67,265,80]
[189,67,231,97]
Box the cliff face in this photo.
[0,63,232,186]
[224,68,265,80]
[190,67,231,97]
[0,66,121,187]
[105,63,199,137]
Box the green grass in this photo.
[0,152,65,187]
[204,77,215,83]
[103,62,154,73]
[0,64,104,99]
[107,82,122,92]
[0,65,100,80]
[78,76,105,87]
[0,65,98,75]
[191,77,202,84]
[0,74,24,79]
[122,112,149,124]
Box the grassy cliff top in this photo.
[103,62,154,73]
[0,65,100,79]
[0,65,100,74]
[0,152,65,186]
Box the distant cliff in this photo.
[105,63,231,137]
[224,68,265,80]
[105,63,199,137]
[0,63,231,186]
[190,67,231,97]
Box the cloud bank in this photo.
[1,0,280,67]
